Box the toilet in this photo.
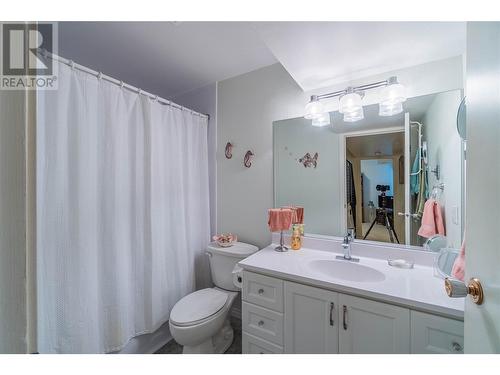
[169,241,258,353]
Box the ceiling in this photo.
[58,22,466,99]
[58,22,277,98]
[254,22,466,91]
[347,132,405,158]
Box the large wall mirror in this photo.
[273,89,465,251]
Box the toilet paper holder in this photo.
[232,265,244,288]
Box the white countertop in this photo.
[239,244,465,319]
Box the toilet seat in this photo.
[170,288,228,327]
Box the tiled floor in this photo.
[155,317,242,354]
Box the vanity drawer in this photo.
[411,311,464,354]
[242,271,283,312]
[242,301,284,345]
[242,332,283,354]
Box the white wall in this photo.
[217,64,306,249]
[0,90,28,353]
[274,117,342,236]
[422,89,463,248]
[361,159,394,212]
[217,57,464,249]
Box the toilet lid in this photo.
[170,288,228,326]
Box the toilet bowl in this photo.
[169,287,238,353]
[169,242,258,354]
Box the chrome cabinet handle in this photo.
[258,320,264,327]
[343,305,348,330]
[452,342,463,352]
[329,302,335,326]
[258,288,264,295]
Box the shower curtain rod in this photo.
[38,49,209,120]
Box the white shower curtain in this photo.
[37,63,211,353]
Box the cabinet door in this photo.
[411,311,464,354]
[284,281,339,354]
[339,294,410,353]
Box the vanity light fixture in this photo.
[311,112,331,127]
[339,88,365,122]
[379,76,407,116]
[304,95,325,120]
[304,76,405,124]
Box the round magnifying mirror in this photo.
[424,234,447,252]
[457,96,466,140]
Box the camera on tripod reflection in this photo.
[376,185,391,209]
[376,184,390,193]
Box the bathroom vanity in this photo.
[239,237,464,354]
[257,86,468,354]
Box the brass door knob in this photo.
[445,277,484,305]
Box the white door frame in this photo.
[404,113,411,245]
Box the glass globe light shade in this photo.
[339,91,363,115]
[312,112,331,127]
[343,107,364,122]
[304,97,325,120]
[379,101,403,116]
[379,78,406,116]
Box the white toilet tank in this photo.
[206,242,258,291]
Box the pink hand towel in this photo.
[294,206,304,224]
[451,235,466,281]
[268,208,293,232]
[417,199,446,238]
[281,206,304,224]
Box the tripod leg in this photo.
[388,214,400,244]
[384,213,395,243]
[363,217,378,240]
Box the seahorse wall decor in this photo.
[298,152,318,168]
[244,150,254,168]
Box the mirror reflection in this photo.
[274,89,464,250]
[346,133,404,244]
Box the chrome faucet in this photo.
[336,229,359,262]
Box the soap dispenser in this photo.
[291,226,302,250]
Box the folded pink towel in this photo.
[451,235,466,281]
[268,208,293,232]
[417,199,446,238]
[281,206,304,224]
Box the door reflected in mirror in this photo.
[346,133,404,245]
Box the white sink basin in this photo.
[308,259,386,283]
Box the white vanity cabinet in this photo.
[241,270,464,354]
[410,311,464,354]
[241,272,284,353]
[284,281,339,353]
[338,293,410,353]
